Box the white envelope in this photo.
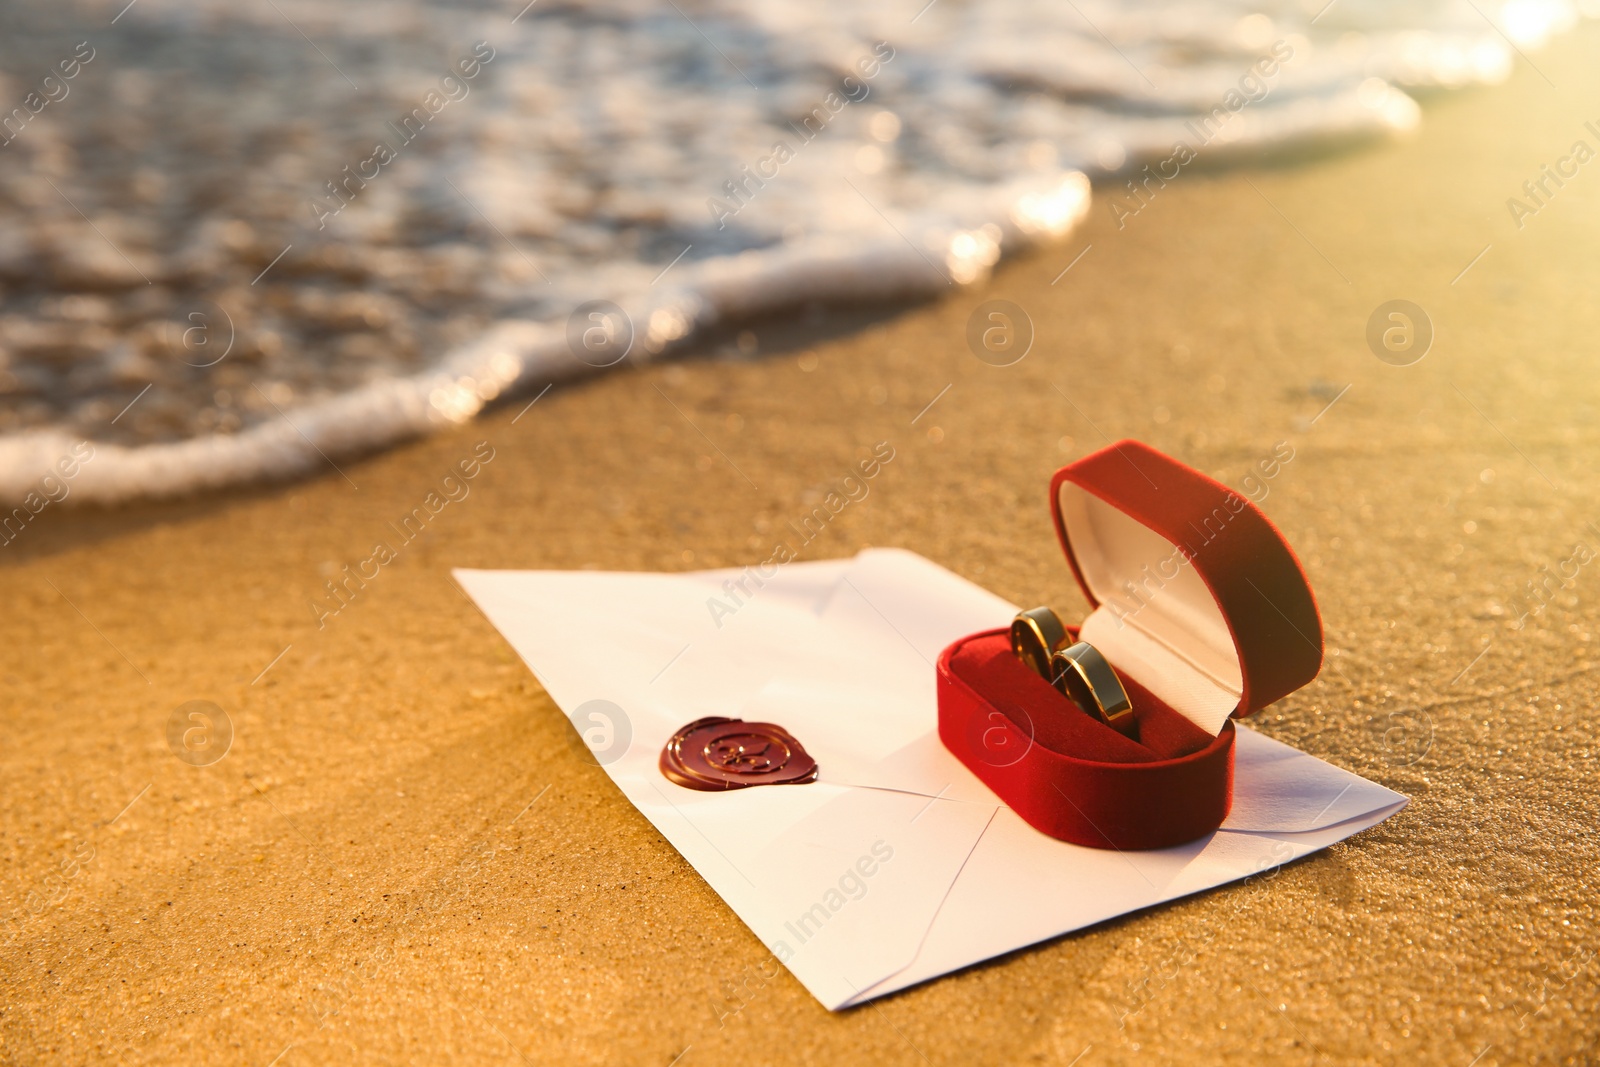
[455,548,1406,1010]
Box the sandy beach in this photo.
[6,21,1600,1066]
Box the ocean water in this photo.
[0,0,1584,503]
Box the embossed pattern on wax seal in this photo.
[659,716,819,791]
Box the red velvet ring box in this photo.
[937,439,1323,850]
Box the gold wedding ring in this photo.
[1012,609,1137,739]
[1050,641,1137,738]
[1010,607,1068,678]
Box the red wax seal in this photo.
[659,717,819,791]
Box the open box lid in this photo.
[1049,439,1323,735]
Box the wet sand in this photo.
[5,25,1600,1067]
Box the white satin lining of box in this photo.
[1060,482,1243,736]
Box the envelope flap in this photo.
[747,788,997,1010]
[739,676,998,805]
[1221,726,1407,833]
[855,792,1405,1004]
